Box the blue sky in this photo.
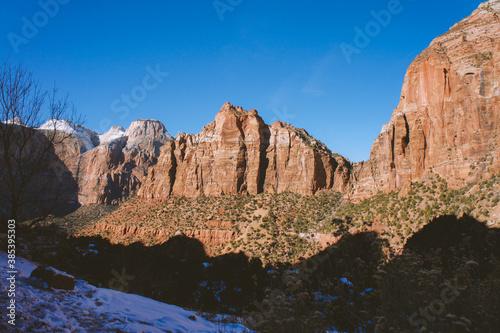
[0,0,484,162]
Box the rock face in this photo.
[50,119,172,205]
[29,2,500,208]
[85,222,237,253]
[352,0,500,199]
[140,102,353,199]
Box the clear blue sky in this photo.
[0,0,484,162]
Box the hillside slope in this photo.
[0,252,248,332]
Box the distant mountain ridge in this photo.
[16,0,500,209]
[34,118,172,206]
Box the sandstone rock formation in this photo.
[352,0,500,199]
[47,119,172,206]
[26,1,500,209]
[139,102,353,199]
[81,222,236,253]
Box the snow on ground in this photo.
[0,252,250,332]
[39,119,99,153]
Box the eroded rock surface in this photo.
[352,0,500,199]
[139,102,353,199]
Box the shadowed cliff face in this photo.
[139,102,353,199]
[352,0,500,199]
[0,125,79,221]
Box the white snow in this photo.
[0,252,250,332]
[99,126,126,145]
[4,117,25,125]
[39,119,99,153]
[36,118,178,152]
[43,266,75,279]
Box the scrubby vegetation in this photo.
[65,173,500,264]
[14,214,500,332]
[16,172,500,332]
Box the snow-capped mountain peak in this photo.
[39,119,99,153]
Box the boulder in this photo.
[30,266,75,290]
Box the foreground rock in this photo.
[139,102,353,199]
[30,266,75,290]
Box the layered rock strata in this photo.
[352,0,500,199]
[139,102,353,199]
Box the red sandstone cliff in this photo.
[352,0,500,199]
[32,1,500,207]
[139,102,353,199]
[45,119,172,206]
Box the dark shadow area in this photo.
[0,124,80,226]
[16,225,268,313]
[405,214,500,277]
[13,214,500,332]
[252,231,385,332]
[377,215,500,333]
[257,126,271,193]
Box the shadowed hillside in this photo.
[12,214,500,332]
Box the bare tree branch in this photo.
[0,60,83,222]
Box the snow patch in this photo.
[99,126,125,144]
[0,252,250,332]
[3,117,24,125]
[39,119,99,153]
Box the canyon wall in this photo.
[47,119,172,206]
[139,102,353,199]
[21,1,500,209]
[352,0,500,199]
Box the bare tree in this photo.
[0,61,83,221]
